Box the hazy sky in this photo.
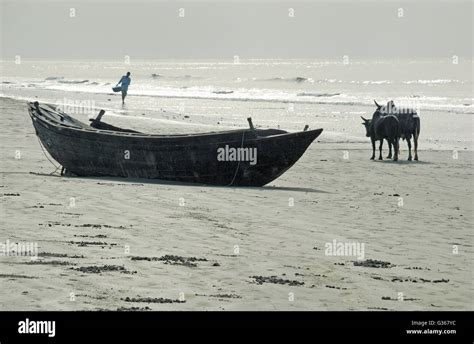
[1,0,472,59]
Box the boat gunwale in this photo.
[28,102,323,142]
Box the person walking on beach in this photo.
[116,72,131,105]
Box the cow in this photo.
[375,100,421,161]
[361,109,400,161]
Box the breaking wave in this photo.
[256,76,314,83]
[57,79,89,84]
[151,73,198,80]
[403,79,463,85]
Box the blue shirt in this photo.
[118,76,131,91]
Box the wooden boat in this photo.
[28,101,323,186]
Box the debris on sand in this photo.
[131,255,209,268]
[74,234,107,239]
[26,260,76,266]
[122,297,185,304]
[130,256,159,261]
[75,224,101,229]
[74,224,130,230]
[68,241,117,248]
[433,279,449,283]
[250,275,304,286]
[195,293,242,299]
[72,265,136,274]
[404,266,431,271]
[116,306,151,311]
[325,285,347,290]
[210,294,241,299]
[391,277,449,284]
[38,252,84,258]
[353,259,394,268]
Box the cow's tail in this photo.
[391,116,401,140]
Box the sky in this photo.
[0,0,472,59]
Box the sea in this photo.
[1,58,472,149]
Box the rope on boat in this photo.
[227,130,246,186]
[37,137,61,175]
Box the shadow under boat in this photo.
[28,101,323,187]
[34,173,327,193]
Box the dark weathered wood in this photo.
[28,102,323,186]
[89,110,140,133]
[247,117,255,131]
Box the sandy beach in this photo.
[0,96,472,311]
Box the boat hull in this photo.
[28,102,322,186]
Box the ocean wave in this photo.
[255,78,396,85]
[289,79,463,85]
[315,79,394,85]
[256,76,315,84]
[151,73,197,80]
[2,80,472,115]
[57,79,90,84]
[403,79,462,85]
[361,80,393,85]
[297,92,340,97]
[319,79,341,83]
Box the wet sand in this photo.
[0,97,472,310]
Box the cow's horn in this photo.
[374,100,381,108]
[361,116,368,122]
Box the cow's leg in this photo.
[386,139,392,159]
[378,140,383,160]
[393,138,399,161]
[407,137,412,161]
[370,138,375,160]
[397,139,400,161]
[414,133,419,161]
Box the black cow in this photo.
[375,100,421,161]
[361,110,400,161]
